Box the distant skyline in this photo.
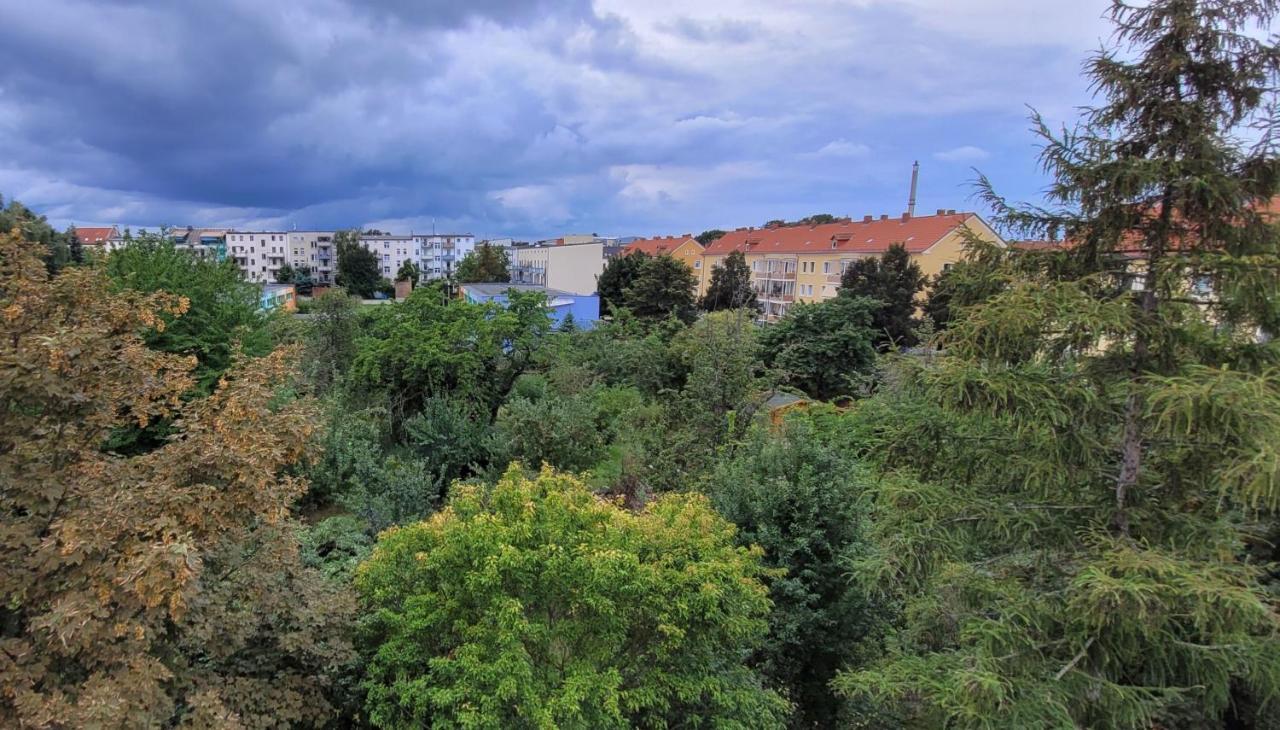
[0,0,1114,240]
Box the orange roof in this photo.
[71,226,118,245]
[623,235,699,256]
[701,213,977,257]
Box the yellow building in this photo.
[699,210,1004,320]
[622,235,705,273]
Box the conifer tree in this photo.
[66,226,83,264]
[700,250,759,312]
[836,2,1280,726]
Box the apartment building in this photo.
[71,226,124,253]
[360,234,420,280]
[227,231,292,283]
[170,227,229,262]
[415,233,476,280]
[622,234,704,272]
[699,210,1004,321]
[287,231,337,284]
[510,240,606,295]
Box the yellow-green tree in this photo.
[0,230,355,727]
[356,466,788,729]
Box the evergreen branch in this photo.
[1054,637,1095,681]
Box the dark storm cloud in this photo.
[0,0,1111,237]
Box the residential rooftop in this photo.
[702,211,981,256]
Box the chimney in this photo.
[901,212,911,222]
[863,215,873,223]
[880,214,889,221]
[947,209,957,215]
[937,208,947,216]
[907,160,919,217]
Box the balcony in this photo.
[754,269,796,281]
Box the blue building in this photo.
[459,283,599,330]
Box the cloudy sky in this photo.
[0,0,1114,239]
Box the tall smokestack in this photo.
[907,160,919,217]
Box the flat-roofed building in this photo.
[510,240,605,295]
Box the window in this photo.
[943,263,954,271]
[823,261,831,273]
[694,260,701,269]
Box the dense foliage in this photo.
[356,466,789,729]
[838,242,926,349]
[335,230,384,298]
[758,295,878,400]
[0,232,355,727]
[454,242,510,283]
[700,249,758,312]
[595,250,647,316]
[623,253,698,322]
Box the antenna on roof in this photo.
[907,161,919,217]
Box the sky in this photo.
[0,0,1116,239]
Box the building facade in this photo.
[622,235,705,273]
[415,233,476,280]
[698,211,1004,321]
[227,231,291,283]
[460,283,599,330]
[288,231,337,284]
[359,234,419,281]
[510,240,606,295]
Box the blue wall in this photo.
[462,287,599,330]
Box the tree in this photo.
[696,229,727,246]
[797,213,837,226]
[838,242,926,349]
[758,295,878,401]
[303,288,361,392]
[0,194,70,273]
[835,2,1280,726]
[454,242,510,283]
[623,254,698,322]
[356,466,789,729]
[65,226,83,264]
[276,261,297,284]
[0,231,355,727]
[596,250,648,316]
[706,416,875,728]
[349,285,551,426]
[105,235,272,396]
[395,259,420,287]
[700,249,758,312]
[335,229,381,298]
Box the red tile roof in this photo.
[623,235,700,256]
[71,226,118,245]
[701,213,977,257]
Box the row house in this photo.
[620,235,704,272]
[697,210,1005,321]
[288,231,337,284]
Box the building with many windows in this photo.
[359,234,419,281]
[415,233,476,280]
[698,210,1004,321]
[227,231,292,283]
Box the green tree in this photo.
[623,254,698,322]
[706,416,875,728]
[303,289,361,392]
[700,249,758,312]
[835,2,1280,726]
[758,296,877,400]
[335,230,382,298]
[395,258,420,286]
[0,194,70,272]
[696,229,727,246]
[455,242,511,283]
[276,261,297,284]
[105,234,272,395]
[356,466,789,729]
[839,242,926,349]
[596,250,648,316]
[0,232,355,727]
[66,225,84,264]
[349,285,552,425]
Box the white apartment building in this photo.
[414,233,476,280]
[288,231,337,284]
[359,234,420,280]
[510,241,605,295]
[227,231,291,283]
